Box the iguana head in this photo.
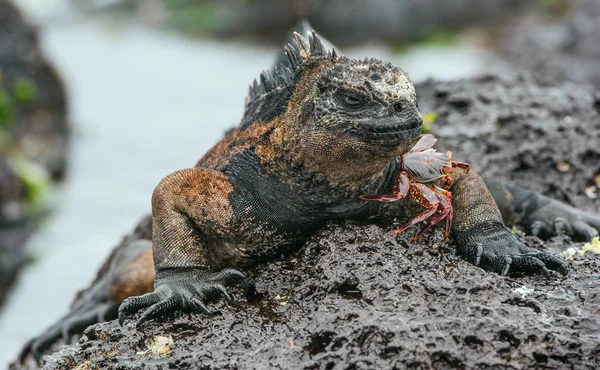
[309,56,422,150]
[243,32,422,186]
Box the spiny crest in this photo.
[246,31,338,107]
[284,30,337,70]
[246,65,294,103]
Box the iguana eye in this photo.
[337,90,369,109]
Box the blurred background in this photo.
[0,0,597,366]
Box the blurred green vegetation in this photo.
[421,30,459,47]
[164,1,224,36]
[12,77,38,105]
[24,254,40,267]
[0,69,13,127]
[535,0,571,15]
[421,111,436,134]
[0,70,39,127]
[8,155,51,213]
[0,88,13,128]
[0,126,9,148]
[391,28,459,56]
[0,68,48,214]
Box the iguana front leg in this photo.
[450,169,568,277]
[118,168,246,327]
[485,180,600,241]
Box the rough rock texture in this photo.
[0,0,68,305]
[503,0,600,87]
[14,76,600,369]
[19,225,599,370]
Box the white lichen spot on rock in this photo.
[274,290,293,306]
[137,335,174,357]
[584,186,597,199]
[563,247,578,258]
[555,161,571,172]
[514,285,534,298]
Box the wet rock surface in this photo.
[502,0,600,87]
[14,75,600,369]
[0,0,68,305]
[21,224,599,370]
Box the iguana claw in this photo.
[118,268,245,328]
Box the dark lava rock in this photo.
[24,224,600,370]
[503,0,600,87]
[17,75,600,369]
[417,74,600,214]
[0,0,68,304]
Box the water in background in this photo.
[0,2,498,366]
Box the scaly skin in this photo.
[20,30,600,363]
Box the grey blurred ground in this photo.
[502,0,600,87]
[72,0,551,45]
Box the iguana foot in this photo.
[518,189,600,241]
[118,268,245,328]
[19,300,117,363]
[529,216,599,241]
[461,226,568,278]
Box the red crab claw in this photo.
[411,134,438,153]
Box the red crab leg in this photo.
[452,161,470,173]
[441,174,453,190]
[442,194,453,242]
[413,219,433,241]
[392,183,439,235]
[443,151,454,175]
[433,184,452,197]
[412,191,453,242]
[360,171,410,203]
[410,134,438,153]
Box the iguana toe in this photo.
[461,226,568,277]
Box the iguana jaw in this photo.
[346,115,423,146]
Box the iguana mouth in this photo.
[347,120,422,142]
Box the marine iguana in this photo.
[20,30,600,363]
